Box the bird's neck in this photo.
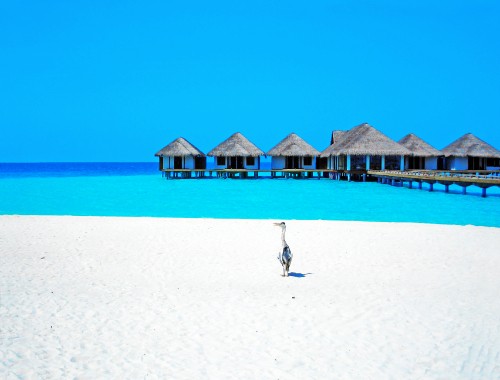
[281,229,287,248]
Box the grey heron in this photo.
[274,222,293,277]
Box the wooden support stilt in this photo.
[482,188,487,198]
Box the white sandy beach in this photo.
[1,215,500,379]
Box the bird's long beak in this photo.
[273,222,281,226]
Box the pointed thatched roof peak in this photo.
[441,133,500,158]
[155,137,205,157]
[321,123,411,156]
[266,133,320,157]
[398,133,442,157]
[207,132,264,157]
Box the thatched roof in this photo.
[322,130,348,157]
[441,133,500,158]
[321,123,411,157]
[330,130,347,145]
[266,133,321,157]
[398,133,442,157]
[155,137,205,157]
[207,132,264,157]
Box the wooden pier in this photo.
[160,168,368,180]
[369,170,500,197]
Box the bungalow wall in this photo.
[405,157,438,170]
[212,156,226,169]
[446,157,468,170]
[271,156,316,169]
[244,157,260,170]
[424,157,438,170]
[302,157,316,169]
[160,156,196,170]
[184,156,195,169]
[334,155,404,170]
[271,157,285,169]
[447,157,500,170]
[212,156,260,170]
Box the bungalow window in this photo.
[246,157,255,166]
[217,157,225,166]
[304,157,312,166]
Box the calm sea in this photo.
[0,162,499,227]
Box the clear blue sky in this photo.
[1,0,499,162]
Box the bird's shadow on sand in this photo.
[288,272,312,278]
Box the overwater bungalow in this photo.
[441,133,500,170]
[266,133,321,170]
[207,132,264,170]
[155,137,206,171]
[321,123,411,173]
[398,133,442,170]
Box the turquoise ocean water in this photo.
[0,163,499,227]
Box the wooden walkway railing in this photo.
[368,170,500,197]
